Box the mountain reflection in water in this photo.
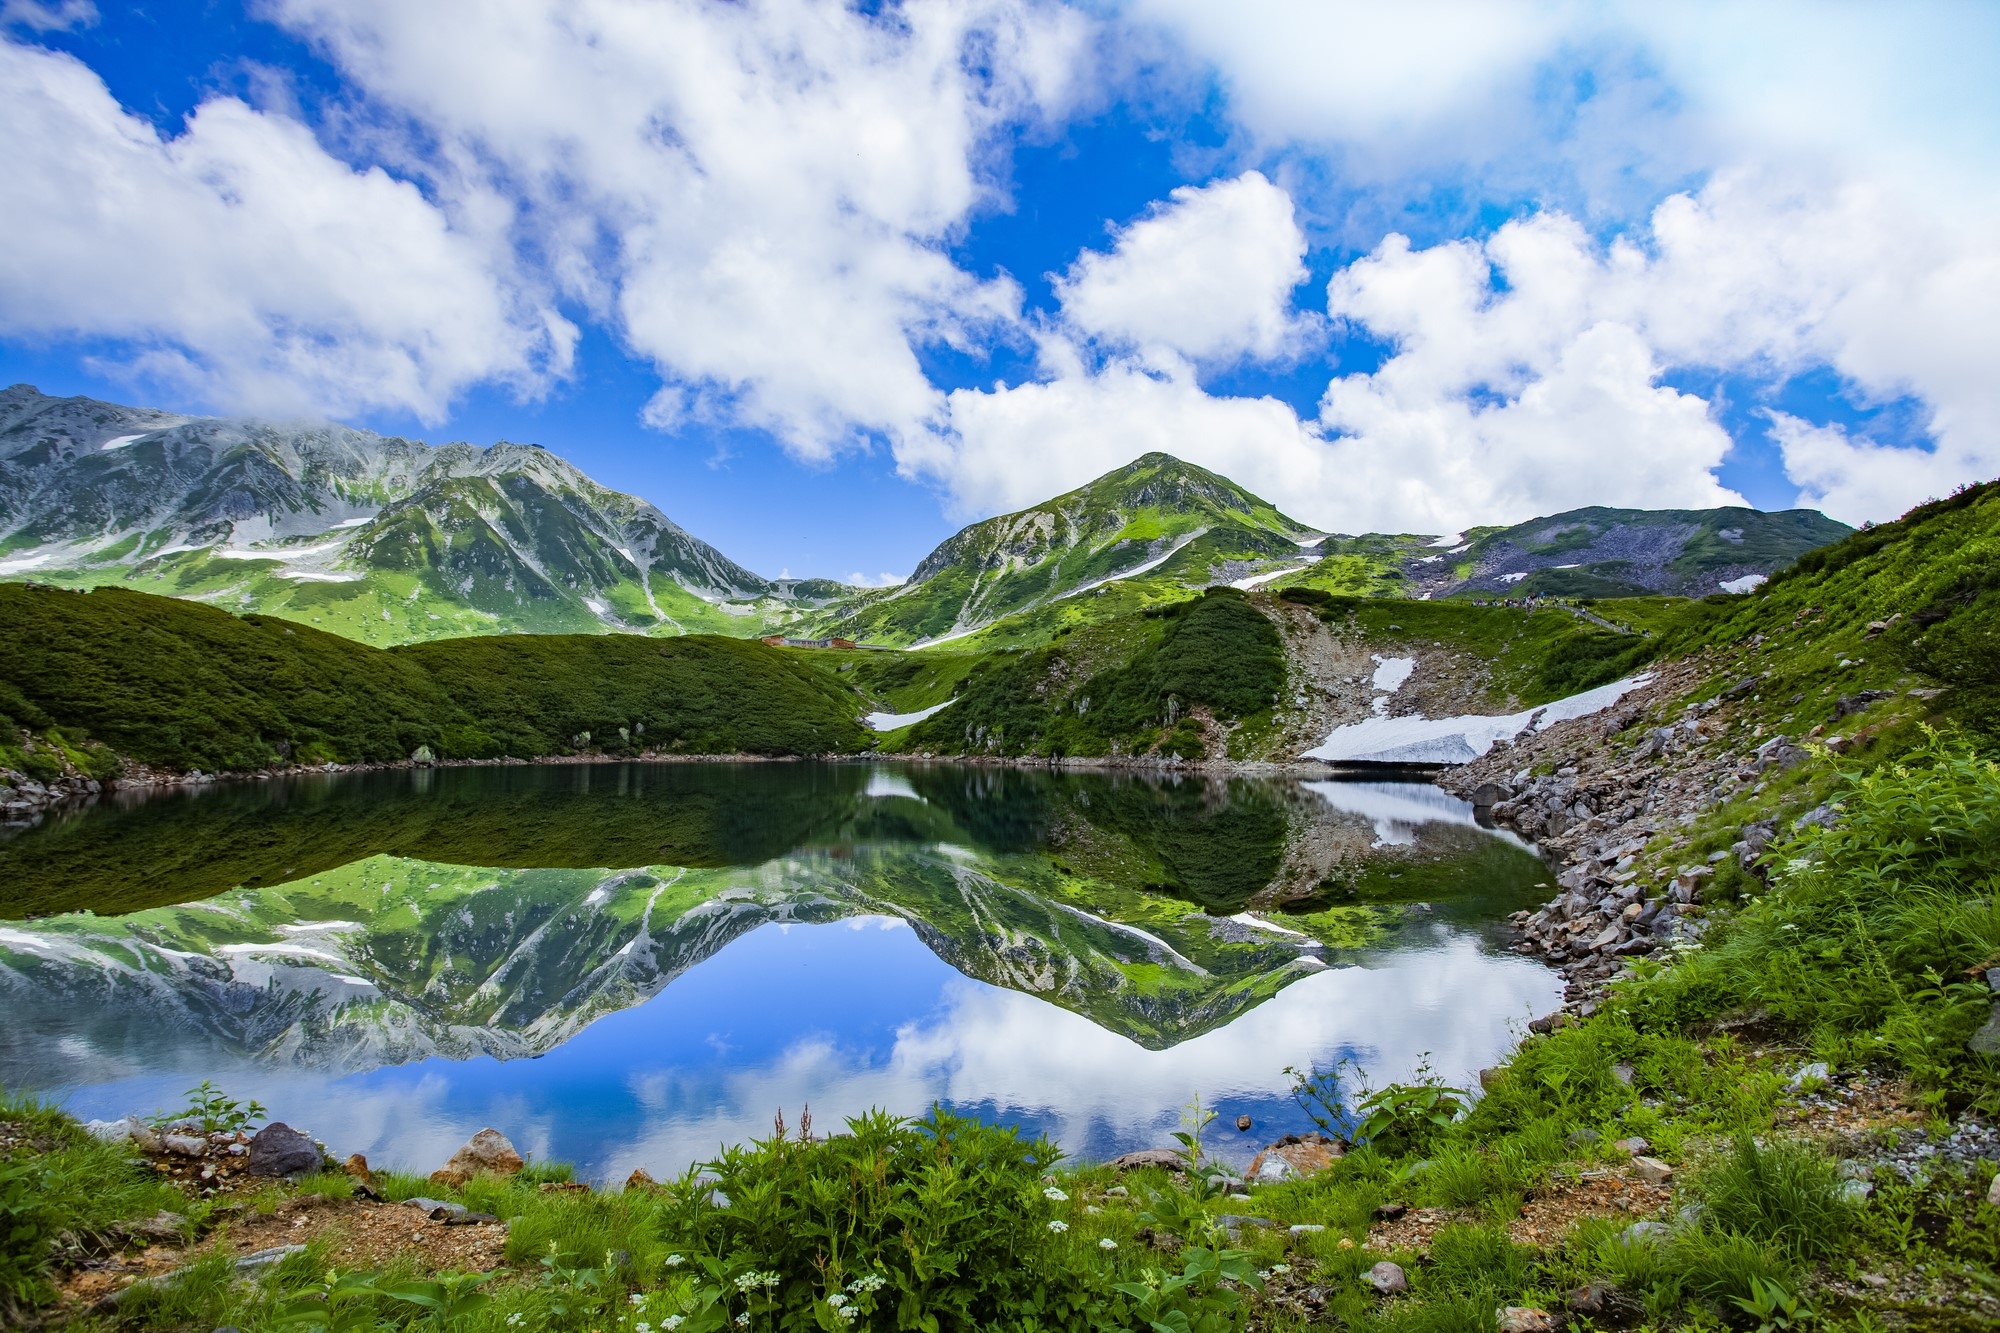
[0,762,1561,1179]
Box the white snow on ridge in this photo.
[1500,572,1529,584]
[1719,574,1768,594]
[1302,674,1652,765]
[865,699,955,732]
[1055,526,1210,603]
[0,553,51,575]
[100,434,148,451]
[276,570,363,583]
[1371,655,1415,692]
[1230,563,1307,591]
[1428,532,1464,548]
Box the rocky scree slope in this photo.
[0,385,804,643]
[1438,478,2000,1008]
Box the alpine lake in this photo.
[0,762,1562,1182]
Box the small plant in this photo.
[1285,1060,1353,1136]
[1691,1132,1852,1261]
[150,1080,265,1135]
[1731,1275,1813,1330]
[1352,1061,1468,1156]
[1171,1093,1217,1182]
[1111,1246,1264,1333]
[0,1159,53,1311]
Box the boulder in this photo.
[1787,1062,1831,1090]
[1631,1156,1673,1186]
[625,1168,660,1192]
[1234,1114,1253,1132]
[1364,1261,1408,1295]
[1566,1280,1636,1326]
[1496,1309,1555,1333]
[1988,1173,2000,1209]
[161,1133,209,1158]
[411,744,437,767]
[1371,1201,1407,1221]
[430,1128,524,1187]
[85,1115,161,1151]
[247,1123,324,1178]
[1108,1148,1185,1172]
[1246,1132,1343,1183]
[1619,1220,1670,1247]
[1611,1137,1650,1157]
[1969,1002,2000,1057]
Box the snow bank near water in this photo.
[864,700,954,732]
[1302,674,1652,765]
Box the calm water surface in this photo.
[0,763,1559,1180]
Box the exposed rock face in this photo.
[1108,1148,1185,1172]
[430,1128,524,1187]
[247,1122,325,1177]
[1364,1261,1408,1295]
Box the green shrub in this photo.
[1687,1133,1852,1262]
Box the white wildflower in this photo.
[826,1294,848,1310]
[1047,1220,1068,1233]
[665,1254,686,1267]
[735,1316,749,1328]
[636,1324,652,1333]
[630,1294,647,1307]
[662,1318,686,1331]
[1098,1238,1117,1250]
[837,1308,858,1323]
[1043,1187,1068,1202]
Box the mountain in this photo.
[1,385,1852,652]
[809,453,1321,646]
[0,384,813,643]
[1392,505,1854,600]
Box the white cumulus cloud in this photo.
[1055,170,1311,364]
[0,39,570,422]
[270,0,1090,458]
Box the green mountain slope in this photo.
[0,583,870,772]
[0,384,820,643]
[806,453,1320,646]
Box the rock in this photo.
[233,1244,306,1275]
[1793,803,1840,832]
[432,1128,524,1186]
[1839,1179,1874,1203]
[1215,1213,1273,1240]
[403,1196,469,1222]
[1247,1132,1343,1183]
[1560,1280,1640,1320]
[1371,1201,1407,1221]
[1104,1185,1128,1198]
[1478,1066,1506,1091]
[1618,1220,1670,1247]
[1787,1061,1831,1090]
[410,744,436,766]
[86,1115,160,1150]
[1987,1172,2000,1209]
[1566,1128,1600,1148]
[625,1168,659,1191]
[1288,1223,1325,1236]
[1527,1012,1570,1035]
[1631,1156,1673,1185]
[161,1133,209,1158]
[247,1123,324,1178]
[1969,1002,2000,1057]
[1497,1308,1555,1333]
[1109,1148,1185,1171]
[342,1153,373,1184]
[1611,1137,1650,1156]
[1470,782,1506,807]
[1235,1114,1252,1132]
[126,1210,187,1241]
[1610,1062,1636,1086]
[1364,1261,1408,1295]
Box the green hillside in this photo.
[0,583,870,774]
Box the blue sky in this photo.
[3,1,1997,580]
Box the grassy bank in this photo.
[0,584,871,772]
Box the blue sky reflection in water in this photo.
[1,766,1561,1181]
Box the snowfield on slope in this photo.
[864,699,955,731]
[1302,675,1652,765]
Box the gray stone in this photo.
[1839,1179,1874,1204]
[1109,1148,1183,1171]
[1497,1309,1555,1333]
[1632,1155,1673,1185]
[1618,1220,1670,1247]
[1567,1128,1600,1148]
[247,1122,324,1178]
[1611,1137,1650,1157]
[1364,1261,1407,1295]
[1969,1002,2000,1057]
[402,1197,469,1222]
[1287,1223,1325,1236]
[1787,1061,1832,1090]
[1987,1173,2000,1209]
[161,1133,208,1157]
[1610,1062,1636,1086]
[233,1245,306,1276]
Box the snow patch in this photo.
[1052,526,1209,603]
[1302,674,1652,765]
[865,700,954,732]
[100,434,149,451]
[1370,655,1415,692]
[0,553,52,575]
[1227,912,1307,938]
[276,570,363,583]
[1428,532,1464,548]
[1229,563,1307,591]
[1719,574,1768,594]
[1291,533,1325,547]
[1500,572,1529,585]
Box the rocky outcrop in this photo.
[0,769,103,822]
